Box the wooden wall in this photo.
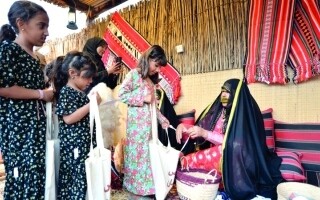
[44,0,248,75]
[42,0,320,144]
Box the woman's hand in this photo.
[176,123,187,144]
[107,59,122,75]
[186,126,208,139]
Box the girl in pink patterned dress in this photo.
[118,45,170,197]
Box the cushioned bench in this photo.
[178,108,320,187]
[262,108,320,187]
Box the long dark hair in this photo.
[51,51,96,100]
[8,1,47,34]
[137,45,167,82]
[0,24,16,43]
[45,56,65,89]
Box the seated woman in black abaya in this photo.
[176,78,283,200]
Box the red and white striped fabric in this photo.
[245,0,320,84]
[245,0,295,84]
[289,0,320,83]
[262,108,275,152]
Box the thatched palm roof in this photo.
[41,0,127,21]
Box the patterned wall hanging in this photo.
[245,0,320,84]
[102,12,181,104]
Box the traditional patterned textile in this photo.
[245,0,320,84]
[103,12,181,104]
[288,0,320,83]
[262,108,275,152]
[180,145,222,174]
[275,151,306,182]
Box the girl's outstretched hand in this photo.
[161,119,170,129]
[87,91,102,105]
[176,123,187,144]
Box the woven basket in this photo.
[277,182,320,200]
[176,168,221,200]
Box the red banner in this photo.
[102,12,181,104]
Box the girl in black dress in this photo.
[53,51,101,199]
[0,1,54,199]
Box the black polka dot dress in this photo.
[0,41,46,199]
[56,86,91,200]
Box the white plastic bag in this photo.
[45,102,59,200]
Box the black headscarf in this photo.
[221,79,283,199]
[83,37,118,91]
[194,79,239,150]
[197,79,238,131]
[83,37,106,67]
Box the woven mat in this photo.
[0,179,180,200]
[0,159,179,200]
[112,185,180,200]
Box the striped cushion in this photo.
[275,121,320,186]
[276,151,306,181]
[261,108,275,152]
[177,109,196,125]
[177,109,196,141]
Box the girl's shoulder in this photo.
[0,41,19,52]
[61,85,76,94]
[129,68,140,77]
[60,85,87,99]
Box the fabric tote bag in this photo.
[149,103,180,200]
[85,94,111,200]
[45,102,59,200]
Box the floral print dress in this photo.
[119,69,166,196]
[0,41,46,199]
[56,86,91,200]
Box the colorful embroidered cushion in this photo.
[275,121,320,186]
[261,108,275,152]
[276,151,306,181]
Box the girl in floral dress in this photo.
[53,52,100,200]
[119,45,170,197]
[0,1,54,199]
